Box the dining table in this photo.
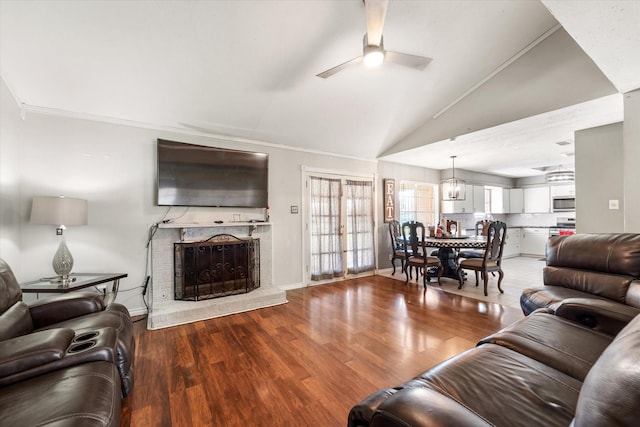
[424,236,487,281]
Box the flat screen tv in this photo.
[157,139,268,208]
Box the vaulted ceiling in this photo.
[1,1,638,177]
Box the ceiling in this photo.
[1,1,639,178]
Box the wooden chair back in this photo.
[389,220,402,250]
[483,221,507,265]
[401,221,424,258]
[476,220,492,236]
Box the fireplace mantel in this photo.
[158,221,271,229]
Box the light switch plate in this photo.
[609,199,619,210]
[290,206,299,214]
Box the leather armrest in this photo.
[28,292,106,329]
[552,297,640,336]
[348,388,399,427]
[0,328,75,379]
[370,387,491,427]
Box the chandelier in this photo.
[545,169,575,183]
[441,156,466,201]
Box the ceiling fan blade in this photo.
[364,0,389,46]
[385,51,433,71]
[316,56,363,79]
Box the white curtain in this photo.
[310,177,343,280]
[344,180,375,274]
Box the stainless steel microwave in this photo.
[553,196,576,212]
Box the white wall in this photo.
[0,79,377,314]
[623,89,640,232]
[0,79,23,269]
[575,122,624,233]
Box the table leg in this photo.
[434,248,466,282]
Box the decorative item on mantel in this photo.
[441,155,466,200]
[30,196,88,285]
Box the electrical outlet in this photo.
[609,200,619,210]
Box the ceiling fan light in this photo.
[363,46,384,67]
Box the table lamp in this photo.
[30,196,88,283]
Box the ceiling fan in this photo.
[316,0,432,79]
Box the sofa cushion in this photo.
[573,314,640,427]
[0,361,121,427]
[479,311,613,381]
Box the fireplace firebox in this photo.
[174,234,260,301]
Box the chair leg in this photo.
[457,267,464,289]
[497,269,504,294]
[474,271,479,287]
[483,271,489,296]
[391,257,396,275]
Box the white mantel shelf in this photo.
[158,222,272,229]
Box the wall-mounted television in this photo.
[157,139,268,208]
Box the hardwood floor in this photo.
[121,273,527,427]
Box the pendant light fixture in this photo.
[441,155,466,201]
[545,169,575,183]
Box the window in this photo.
[398,181,438,226]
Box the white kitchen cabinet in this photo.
[509,188,524,213]
[473,185,485,213]
[484,186,507,213]
[495,188,510,214]
[503,227,521,258]
[521,228,549,256]
[524,187,550,213]
[549,184,575,197]
[442,184,474,213]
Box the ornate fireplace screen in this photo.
[174,234,260,301]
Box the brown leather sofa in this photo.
[349,233,640,426]
[348,309,640,427]
[0,258,134,426]
[521,233,640,335]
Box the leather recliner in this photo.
[520,233,640,335]
[0,258,135,397]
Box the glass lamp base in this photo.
[52,236,74,285]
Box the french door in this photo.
[306,173,376,282]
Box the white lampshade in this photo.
[30,196,88,226]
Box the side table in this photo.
[20,273,128,302]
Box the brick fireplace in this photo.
[147,222,287,329]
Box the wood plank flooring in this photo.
[121,275,525,427]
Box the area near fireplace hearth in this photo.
[147,222,287,329]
